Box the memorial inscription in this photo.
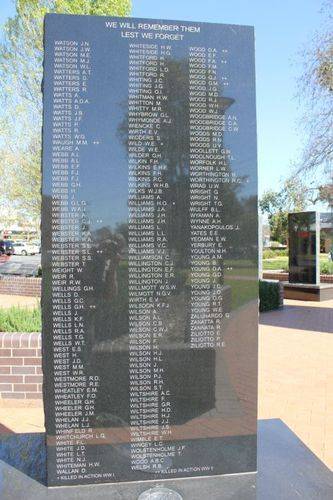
[42,14,258,486]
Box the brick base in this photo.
[0,276,41,297]
[263,272,333,283]
[0,275,42,297]
[0,333,42,399]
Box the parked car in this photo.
[31,240,41,253]
[13,242,40,256]
[0,240,15,256]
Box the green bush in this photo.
[275,248,288,257]
[0,306,41,332]
[263,249,276,259]
[259,280,282,312]
[321,261,333,275]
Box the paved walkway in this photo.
[0,298,332,470]
[259,298,333,470]
[0,294,39,308]
[0,399,43,434]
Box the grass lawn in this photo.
[263,257,288,271]
[0,306,41,332]
[263,254,333,274]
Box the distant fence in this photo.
[0,332,42,399]
[0,276,41,297]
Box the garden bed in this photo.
[0,306,41,333]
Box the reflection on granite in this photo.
[0,433,46,484]
[1,420,333,499]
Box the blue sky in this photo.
[0,0,325,198]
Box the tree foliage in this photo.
[260,178,308,244]
[297,0,333,178]
[0,0,131,224]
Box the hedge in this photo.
[259,280,282,312]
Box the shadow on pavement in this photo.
[260,304,333,333]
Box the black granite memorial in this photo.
[320,212,333,254]
[289,212,320,285]
[286,211,333,301]
[42,14,258,487]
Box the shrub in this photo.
[259,280,282,312]
[274,248,288,257]
[321,261,333,275]
[263,249,276,259]
[0,306,41,332]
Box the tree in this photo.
[118,58,256,265]
[0,0,131,225]
[260,178,308,244]
[296,0,333,177]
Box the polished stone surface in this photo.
[1,420,333,499]
[289,212,320,284]
[283,282,333,301]
[138,486,183,500]
[42,14,258,485]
